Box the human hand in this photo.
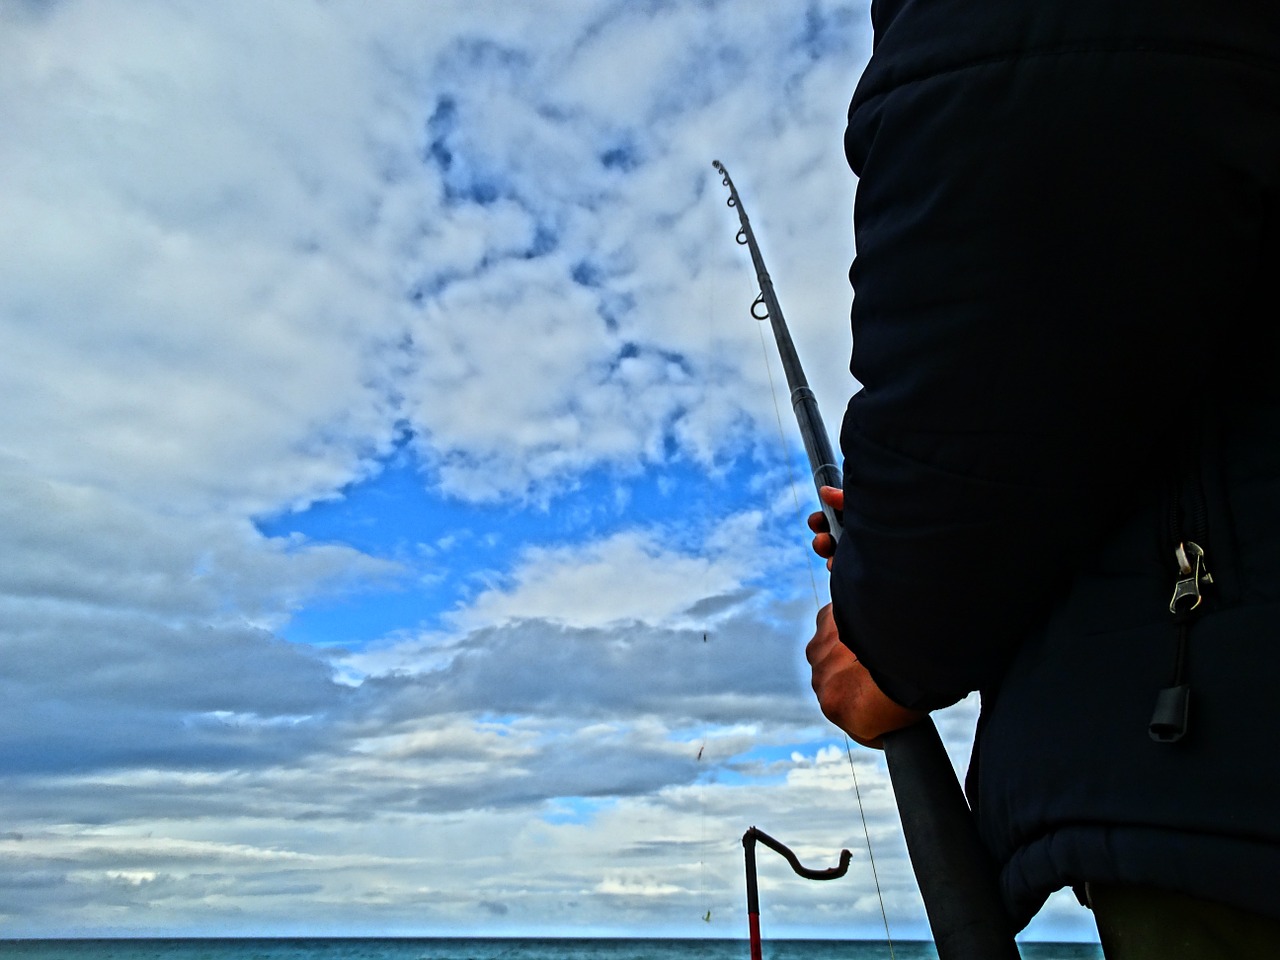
[805,603,925,749]
[807,486,843,570]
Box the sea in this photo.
[0,940,1104,960]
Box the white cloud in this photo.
[450,520,762,631]
[1,0,863,522]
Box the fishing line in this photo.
[696,284,714,929]
[756,313,896,959]
[698,632,710,928]
[845,741,897,959]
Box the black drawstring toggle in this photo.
[1149,683,1190,742]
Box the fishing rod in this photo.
[712,160,1020,960]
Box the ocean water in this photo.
[0,939,1104,960]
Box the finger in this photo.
[807,508,829,534]
[804,632,824,665]
[815,603,833,629]
[805,608,835,663]
[806,634,838,669]
[811,531,835,559]
[818,485,844,510]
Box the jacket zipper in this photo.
[1148,466,1213,743]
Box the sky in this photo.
[0,0,1096,944]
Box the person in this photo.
[803,0,1280,955]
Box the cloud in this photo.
[387,0,870,502]
[1,0,865,526]
[448,520,763,631]
[0,465,406,776]
[0,744,911,933]
[359,616,806,726]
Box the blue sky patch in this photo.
[541,796,615,826]
[256,444,783,650]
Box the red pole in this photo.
[748,910,763,960]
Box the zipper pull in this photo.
[1169,541,1213,615]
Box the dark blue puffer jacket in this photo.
[829,0,1280,929]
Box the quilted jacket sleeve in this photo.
[826,21,1265,710]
